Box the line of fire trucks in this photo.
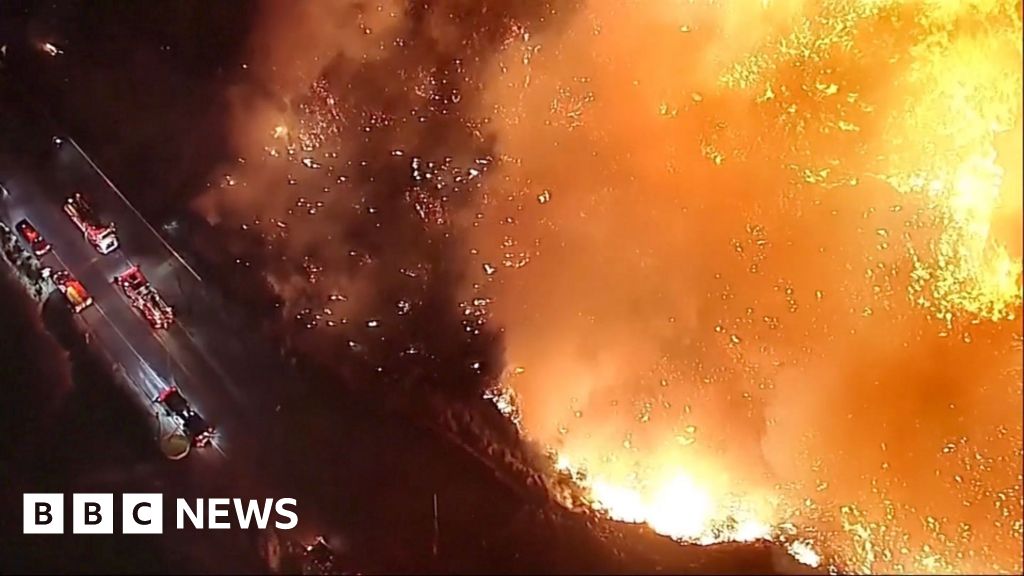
[13,185,213,447]
[18,191,175,330]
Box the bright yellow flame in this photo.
[898,152,1023,323]
[596,473,725,541]
[549,450,785,548]
[880,0,1024,321]
[719,0,1023,322]
[788,540,823,568]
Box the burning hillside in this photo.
[198,1,1022,573]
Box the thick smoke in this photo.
[198,1,577,402]
[204,0,1022,571]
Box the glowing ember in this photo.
[788,540,823,569]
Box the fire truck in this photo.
[114,265,174,329]
[155,387,215,447]
[64,192,119,254]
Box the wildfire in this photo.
[214,0,1021,573]
[479,0,1022,573]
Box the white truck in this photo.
[64,192,119,254]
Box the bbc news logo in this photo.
[24,494,298,534]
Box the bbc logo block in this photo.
[73,493,114,534]
[23,494,63,534]
[24,493,164,534]
[122,493,163,534]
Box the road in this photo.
[0,95,252,458]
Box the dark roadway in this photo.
[0,92,245,459]
[0,82,566,572]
